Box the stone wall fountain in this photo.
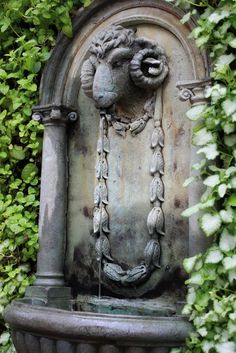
[4,1,211,352]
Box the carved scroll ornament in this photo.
[81,25,168,288]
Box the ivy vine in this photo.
[168,0,236,352]
[0,0,235,353]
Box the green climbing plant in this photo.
[168,0,236,352]
[0,0,92,352]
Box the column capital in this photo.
[32,104,78,126]
[176,78,212,106]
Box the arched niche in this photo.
[33,0,210,300]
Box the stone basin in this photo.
[4,300,192,353]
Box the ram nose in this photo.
[93,63,118,108]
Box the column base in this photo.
[25,286,72,310]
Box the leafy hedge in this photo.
[0,0,235,352]
[0,1,90,351]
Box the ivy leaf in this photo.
[183,255,199,273]
[223,255,236,270]
[219,229,236,252]
[216,342,236,353]
[203,175,220,188]
[193,128,213,146]
[183,176,196,187]
[215,54,235,67]
[229,38,236,48]
[181,203,200,217]
[201,213,222,236]
[219,208,234,223]
[205,248,223,264]
[186,272,204,285]
[218,184,227,198]
[186,104,206,121]
[224,134,236,147]
[197,143,219,160]
[222,99,236,117]
[226,194,236,207]
[10,146,25,160]
[208,10,230,24]
[0,331,10,345]
[21,163,38,182]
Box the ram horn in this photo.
[80,55,97,98]
[130,47,168,89]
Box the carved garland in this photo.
[93,94,165,287]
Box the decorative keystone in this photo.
[176,78,212,106]
[32,104,78,126]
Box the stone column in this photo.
[25,105,77,308]
[176,79,211,256]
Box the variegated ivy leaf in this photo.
[183,176,196,187]
[222,255,236,270]
[219,207,233,223]
[186,104,206,121]
[215,54,235,68]
[218,184,227,198]
[229,38,236,48]
[192,159,206,171]
[216,342,236,353]
[203,174,220,188]
[193,128,213,146]
[219,229,236,252]
[181,203,200,217]
[199,198,215,210]
[208,10,230,24]
[186,287,196,305]
[186,272,204,286]
[222,99,236,117]
[198,327,207,337]
[183,254,199,273]
[224,134,236,147]
[223,122,235,134]
[228,270,236,283]
[197,143,219,160]
[200,213,222,237]
[225,166,236,178]
[230,177,236,189]
[205,84,227,103]
[205,248,223,264]
[203,341,214,353]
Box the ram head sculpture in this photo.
[81,25,168,132]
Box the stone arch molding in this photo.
[32,0,211,298]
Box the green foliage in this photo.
[168,0,236,352]
[0,0,92,351]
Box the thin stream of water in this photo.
[98,111,106,301]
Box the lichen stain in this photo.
[174,198,181,208]
[83,206,93,219]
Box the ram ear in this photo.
[130,44,169,89]
[81,55,97,98]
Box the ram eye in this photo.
[112,61,122,68]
